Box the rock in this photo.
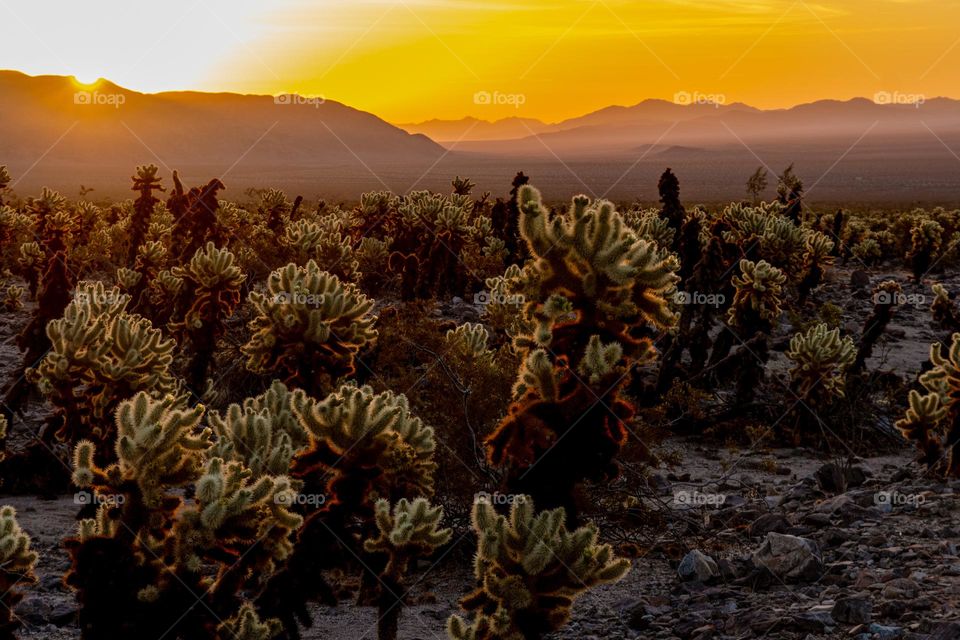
[678,550,719,582]
[931,621,960,639]
[749,513,790,537]
[792,610,834,632]
[881,578,920,600]
[868,623,905,640]
[751,532,824,582]
[850,270,871,289]
[832,596,872,624]
[814,462,868,493]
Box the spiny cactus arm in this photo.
[0,505,38,633]
[451,498,629,640]
[216,603,282,640]
[95,392,212,505]
[364,497,451,574]
[896,390,946,451]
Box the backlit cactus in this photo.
[896,333,960,476]
[851,279,902,374]
[207,381,308,478]
[364,498,452,640]
[0,506,37,638]
[129,164,164,264]
[931,282,960,331]
[448,497,629,640]
[486,185,677,520]
[907,219,942,282]
[170,242,246,390]
[243,260,377,396]
[787,323,855,408]
[727,259,786,333]
[29,281,175,458]
[67,391,300,638]
[257,383,437,636]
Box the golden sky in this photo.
[1,0,957,123]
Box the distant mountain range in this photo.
[398,97,960,158]
[1,70,959,203]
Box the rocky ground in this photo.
[3,263,960,639]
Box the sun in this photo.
[70,74,102,88]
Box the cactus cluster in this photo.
[66,391,301,639]
[0,506,37,638]
[448,497,629,640]
[486,184,677,519]
[896,333,960,476]
[243,260,377,396]
[787,323,856,410]
[29,281,175,458]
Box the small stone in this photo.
[678,550,719,582]
[850,270,871,289]
[882,578,920,600]
[868,623,904,640]
[832,596,872,624]
[749,513,790,537]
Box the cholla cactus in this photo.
[364,498,452,640]
[852,237,882,265]
[17,241,42,297]
[486,185,677,520]
[243,260,377,396]
[446,322,493,361]
[907,219,942,282]
[0,506,38,637]
[727,259,786,332]
[452,175,476,196]
[217,604,281,640]
[931,282,960,331]
[0,166,10,204]
[448,497,629,640]
[293,384,437,501]
[67,392,299,638]
[851,280,902,374]
[29,281,176,458]
[787,324,855,408]
[896,333,960,476]
[129,165,164,265]
[759,214,806,273]
[207,381,308,478]
[170,242,246,390]
[798,231,835,303]
[257,384,437,636]
[260,188,290,234]
[1,284,22,311]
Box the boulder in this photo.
[751,532,824,582]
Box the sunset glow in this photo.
[1,0,958,122]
